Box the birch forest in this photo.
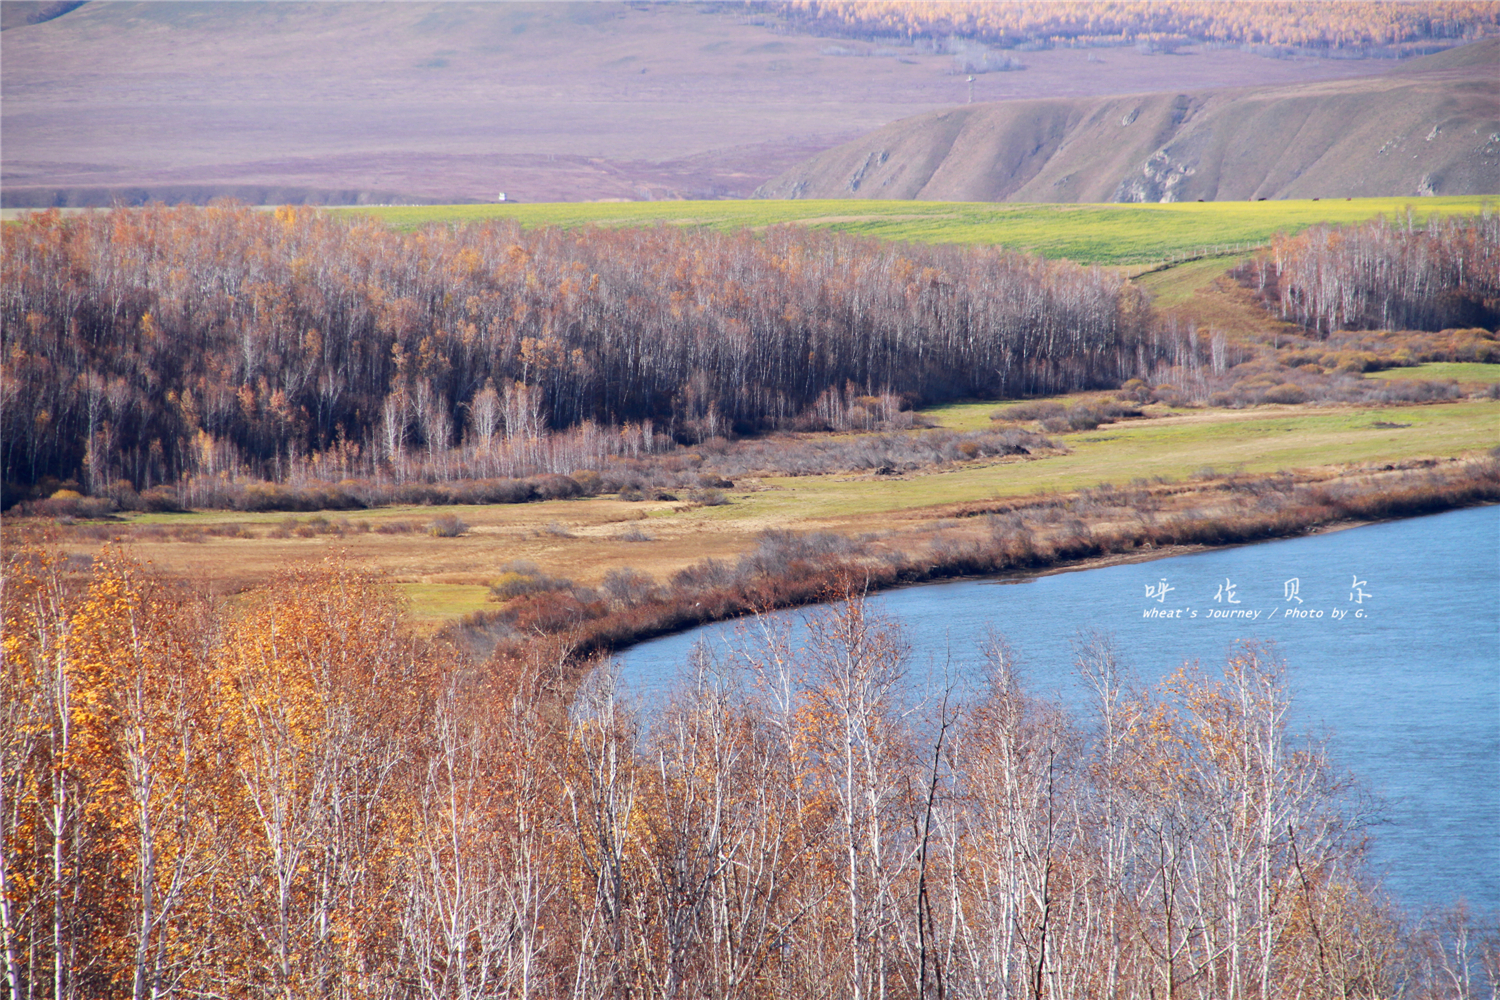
[1,205,1147,497]
[1263,211,1500,334]
[3,550,1483,1000]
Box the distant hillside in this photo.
[1,1,1431,206]
[756,39,1500,202]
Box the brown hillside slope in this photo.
[0,1,1427,206]
[756,39,1500,201]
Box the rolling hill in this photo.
[1,1,1437,207]
[756,39,1500,202]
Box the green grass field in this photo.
[400,582,495,621]
[662,399,1500,524]
[1366,362,1500,384]
[100,398,1500,531]
[1131,256,1248,304]
[338,196,1495,265]
[920,400,1019,432]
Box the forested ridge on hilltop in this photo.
[5,204,1500,508]
[773,0,1500,52]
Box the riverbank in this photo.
[461,455,1500,680]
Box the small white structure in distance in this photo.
[497,192,507,203]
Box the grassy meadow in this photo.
[340,196,1495,264]
[1365,362,1500,385]
[726,399,1500,519]
[31,396,1498,628]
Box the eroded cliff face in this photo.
[1113,149,1198,203]
[1111,96,1203,203]
[756,40,1500,203]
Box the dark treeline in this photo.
[0,205,1149,498]
[4,548,1496,1000]
[1259,210,1500,334]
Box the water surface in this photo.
[614,505,1500,912]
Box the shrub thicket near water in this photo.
[471,457,1500,663]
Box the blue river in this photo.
[612,504,1500,912]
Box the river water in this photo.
[612,504,1500,912]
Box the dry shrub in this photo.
[18,494,116,520]
[508,589,603,632]
[1037,401,1142,433]
[138,487,185,513]
[1263,383,1310,405]
[235,481,361,512]
[532,473,584,501]
[571,469,603,495]
[427,514,468,537]
[1150,384,1186,407]
[1370,379,1462,403]
[601,567,657,606]
[739,529,860,578]
[490,561,573,601]
[998,400,1066,423]
[669,558,738,592]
